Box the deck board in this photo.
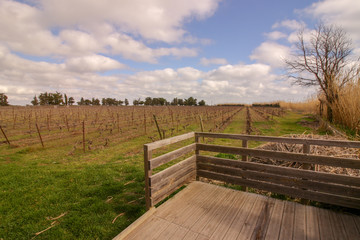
[115,181,360,240]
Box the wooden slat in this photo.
[150,143,196,169]
[197,155,360,187]
[293,203,306,240]
[197,170,360,209]
[150,163,195,194]
[340,213,360,239]
[318,209,335,240]
[197,143,360,169]
[264,200,285,239]
[279,201,295,240]
[328,210,349,240]
[150,155,196,185]
[197,162,360,198]
[305,206,320,240]
[195,132,360,148]
[151,171,195,205]
[144,144,152,210]
[145,132,195,151]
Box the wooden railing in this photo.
[144,132,360,210]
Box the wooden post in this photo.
[195,134,200,181]
[301,143,311,204]
[242,140,248,161]
[82,121,86,153]
[117,113,120,133]
[0,125,10,145]
[153,114,162,140]
[65,115,69,131]
[144,112,147,134]
[35,123,44,147]
[144,145,152,210]
[199,115,205,142]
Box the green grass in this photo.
[0,109,318,239]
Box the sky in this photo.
[0,0,359,105]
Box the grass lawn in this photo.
[0,109,316,239]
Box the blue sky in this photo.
[0,0,359,105]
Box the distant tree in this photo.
[144,97,152,105]
[91,98,100,105]
[171,98,178,106]
[178,99,184,106]
[64,94,68,105]
[198,100,206,106]
[77,97,85,105]
[133,98,140,106]
[31,95,39,106]
[84,99,92,105]
[68,97,75,105]
[124,98,129,106]
[118,99,124,106]
[184,97,197,106]
[0,93,9,106]
[158,98,166,106]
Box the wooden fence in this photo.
[144,132,360,210]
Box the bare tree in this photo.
[285,23,359,122]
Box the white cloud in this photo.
[200,57,228,66]
[303,0,360,43]
[40,0,221,43]
[272,19,305,30]
[250,42,291,68]
[65,55,126,73]
[264,31,287,40]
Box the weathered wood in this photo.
[145,132,195,151]
[195,132,360,148]
[150,143,196,170]
[35,123,44,148]
[197,162,360,198]
[150,162,195,193]
[197,170,360,209]
[242,140,248,161]
[279,201,295,240]
[150,155,196,185]
[0,125,10,145]
[197,155,360,187]
[264,199,285,239]
[305,206,320,240]
[151,171,195,205]
[144,145,152,210]
[197,143,360,169]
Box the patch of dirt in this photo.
[251,133,360,177]
[297,116,320,130]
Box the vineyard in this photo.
[0,105,285,152]
[0,105,312,240]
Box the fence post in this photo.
[0,125,10,145]
[35,123,44,148]
[82,121,86,153]
[144,145,152,210]
[195,133,200,181]
[242,140,248,161]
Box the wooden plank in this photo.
[340,214,360,239]
[144,145,152,209]
[172,184,225,229]
[222,194,260,240]
[305,206,320,240]
[197,162,360,198]
[155,222,185,239]
[279,201,295,240]
[250,197,276,240]
[293,203,306,240]
[124,215,170,240]
[150,161,195,193]
[264,199,285,239]
[195,132,360,148]
[197,155,360,187]
[237,196,269,240]
[328,210,349,240]
[150,155,195,185]
[190,187,238,234]
[150,143,196,169]
[208,192,252,240]
[155,182,213,221]
[151,170,195,205]
[197,170,360,209]
[113,207,156,240]
[183,231,199,240]
[317,208,334,240]
[197,143,360,169]
[145,132,195,151]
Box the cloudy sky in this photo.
[0,0,359,105]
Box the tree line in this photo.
[26,92,206,106]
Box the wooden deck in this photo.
[114,181,360,240]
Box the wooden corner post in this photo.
[195,134,200,180]
[144,145,152,210]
